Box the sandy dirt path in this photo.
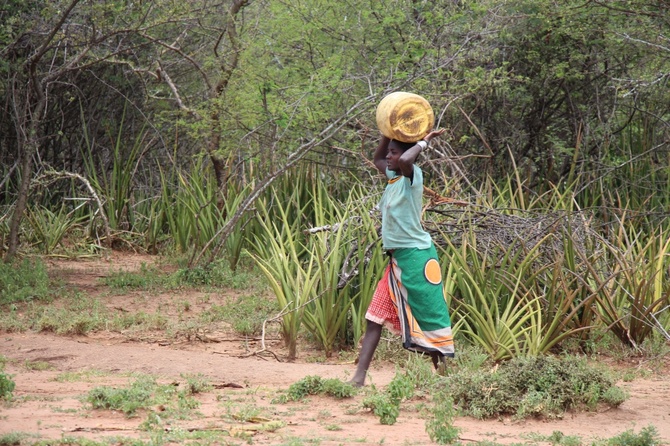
[2,332,669,445]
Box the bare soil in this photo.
[1,252,669,445]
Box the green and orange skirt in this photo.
[365,244,455,357]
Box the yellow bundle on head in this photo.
[376,92,434,143]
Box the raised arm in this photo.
[373,135,391,174]
[397,129,447,178]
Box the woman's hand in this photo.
[424,128,446,144]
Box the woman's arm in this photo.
[373,135,391,174]
[397,129,447,177]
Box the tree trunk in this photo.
[5,110,42,262]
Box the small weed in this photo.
[52,369,113,383]
[546,431,583,446]
[275,376,357,403]
[425,388,460,444]
[324,424,342,431]
[361,368,418,425]
[227,404,263,422]
[178,300,191,312]
[362,391,399,425]
[24,360,53,371]
[621,370,637,382]
[181,373,212,394]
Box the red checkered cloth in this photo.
[365,265,401,334]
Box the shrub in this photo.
[445,355,628,419]
[0,371,15,401]
[605,425,660,446]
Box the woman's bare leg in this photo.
[431,351,447,374]
[349,321,383,387]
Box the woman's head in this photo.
[389,139,415,152]
[386,139,416,172]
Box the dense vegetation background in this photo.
[1,0,669,359]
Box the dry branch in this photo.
[425,207,595,263]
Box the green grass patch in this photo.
[52,369,111,383]
[111,311,169,332]
[180,373,212,394]
[0,292,171,335]
[200,294,279,336]
[102,264,170,291]
[85,375,202,418]
[0,292,107,334]
[172,259,260,290]
[32,436,148,446]
[23,360,53,371]
[0,258,51,305]
[102,259,263,295]
[32,294,109,335]
[0,432,39,446]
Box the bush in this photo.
[605,425,660,446]
[0,371,15,401]
[445,355,628,419]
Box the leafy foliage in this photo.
[362,368,420,425]
[0,371,15,401]
[604,425,661,446]
[425,388,460,445]
[445,355,628,419]
[276,375,357,403]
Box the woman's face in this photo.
[385,141,405,172]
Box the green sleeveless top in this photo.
[379,165,432,250]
